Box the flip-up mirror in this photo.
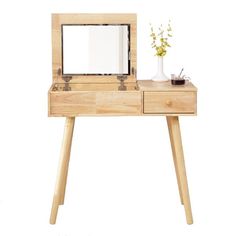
[52,14,136,83]
[62,25,130,75]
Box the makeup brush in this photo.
[178,68,184,79]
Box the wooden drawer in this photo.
[49,91,141,116]
[143,92,196,114]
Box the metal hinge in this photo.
[62,75,72,91]
[57,68,62,76]
[117,75,128,91]
[117,75,127,81]
[132,67,137,78]
[62,75,72,83]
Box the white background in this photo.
[0,0,236,235]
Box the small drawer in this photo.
[143,92,196,114]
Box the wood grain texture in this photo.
[51,82,138,91]
[48,80,197,116]
[50,117,75,224]
[166,117,184,205]
[49,90,141,116]
[52,13,137,83]
[59,119,75,205]
[167,116,193,224]
[143,91,196,114]
[138,80,197,92]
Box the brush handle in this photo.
[178,68,184,78]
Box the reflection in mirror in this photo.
[62,25,130,75]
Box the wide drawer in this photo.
[143,92,197,114]
[49,91,141,116]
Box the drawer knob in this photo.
[166,100,172,106]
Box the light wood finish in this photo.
[52,14,137,83]
[51,82,138,91]
[50,117,75,224]
[49,13,197,226]
[60,119,75,205]
[166,116,193,224]
[143,91,196,114]
[48,81,197,117]
[139,80,197,116]
[49,90,141,116]
[138,80,197,92]
[48,80,196,224]
[166,117,184,205]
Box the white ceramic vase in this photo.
[152,56,169,82]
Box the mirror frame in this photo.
[52,13,137,83]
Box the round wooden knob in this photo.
[166,100,172,106]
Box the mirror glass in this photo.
[62,25,130,75]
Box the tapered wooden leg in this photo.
[50,117,75,224]
[59,156,70,205]
[166,117,184,205]
[166,116,193,225]
[60,120,74,205]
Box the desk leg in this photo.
[167,117,184,205]
[166,116,193,225]
[50,117,75,224]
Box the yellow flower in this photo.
[150,21,173,57]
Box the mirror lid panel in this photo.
[52,13,137,83]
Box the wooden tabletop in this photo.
[138,80,197,92]
[50,80,197,92]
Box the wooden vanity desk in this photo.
[49,13,197,225]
